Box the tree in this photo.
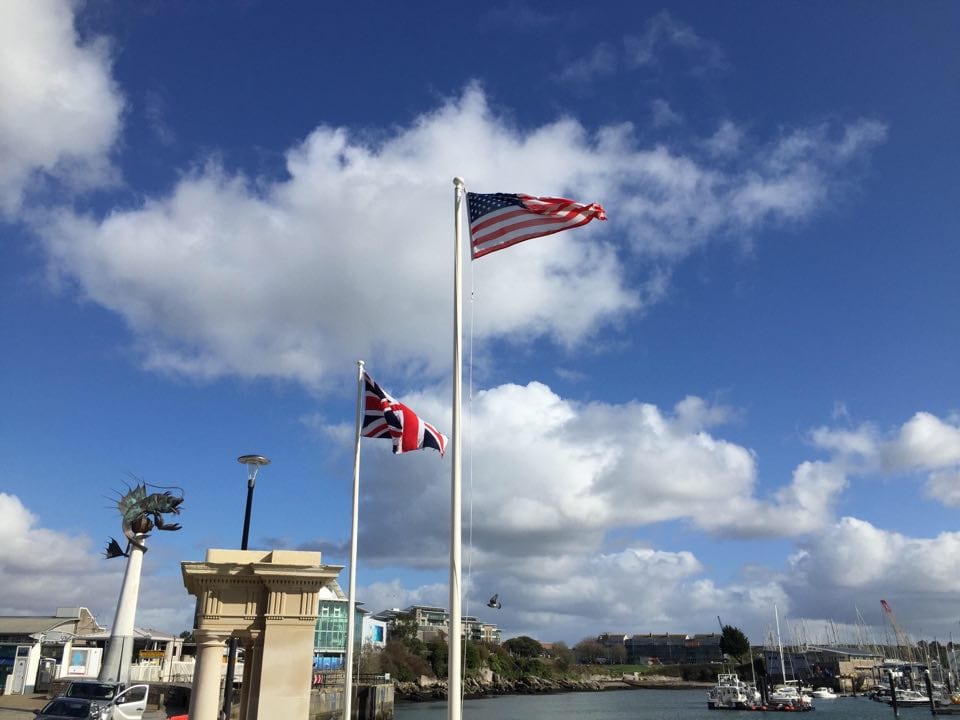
[379,639,432,682]
[388,612,421,650]
[503,636,544,658]
[548,641,574,672]
[427,636,448,677]
[573,638,606,664]
[720,625,751,664]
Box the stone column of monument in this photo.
[240,631,262,720]
[189,630,229,720]
[99,536,146,683]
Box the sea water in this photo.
[396,688,907,720]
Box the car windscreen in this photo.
[42,699,92,717]
[66,683,115,699]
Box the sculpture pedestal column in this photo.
[99,537,146,683]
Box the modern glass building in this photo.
[313,582,387,670]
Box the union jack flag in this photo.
[467,192,607,259]
[362,372,448,456]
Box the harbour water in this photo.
[396,688,909,720]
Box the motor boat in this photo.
[708,673,761,710]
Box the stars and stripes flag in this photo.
[467,192,607,259]
[361,372,448,456]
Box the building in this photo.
[0,607,181,695]
[313,581,387,670]
[761,645,884,690]
[623,632,723,664]
[373,605,501,645]
[0,608,102,695]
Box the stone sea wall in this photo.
[395,673,711,702]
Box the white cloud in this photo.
[924,469,960,507]
[624,11,727,73]
[0,0,123,215]
[0,492,192,632]
[337,382,851,585]
[785,517,960,635]
[558,43,618,84]
[35,87,885,388]
[0,492,118,618]
[651,99,683,128]
[883,412,960,472]
[703,120,742,158]
[813,412,960,506]
[333,393,960,642]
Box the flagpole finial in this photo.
[453,177,465,188]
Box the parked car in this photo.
[34,697,98,719]
[58,681,149,720]
[63,680,123,702]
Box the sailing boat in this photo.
[767,606,813,710]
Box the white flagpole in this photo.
[449,178,465,720]
[344,359,365,720]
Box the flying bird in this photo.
[487,594,501,609]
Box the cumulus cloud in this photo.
[924,469,960,507]
[785,517,960,635]
[0,492,117,617]
[348,383,851,566]
[35,86,884,389]
[812,411,960,505]
[0,0,123,215]
[306,380,863,641]
[0,493,193,632]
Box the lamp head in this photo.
[238,454,270,485]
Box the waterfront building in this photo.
[0,607,180,695]
[373,604,501,645]
[760,644,884,691]
[623,632,723,665]
[313,581,388,670]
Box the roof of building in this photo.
[76,627,177,642]
[0,616,80,636]
[806,645,883,658]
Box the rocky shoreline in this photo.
[395,674,713,702]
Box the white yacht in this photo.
[707,673,761,710]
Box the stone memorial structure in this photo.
[181,549,342,720]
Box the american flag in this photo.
[361,372,448,456]
[467,192,607,259]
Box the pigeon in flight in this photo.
[487,593,501,609]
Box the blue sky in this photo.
[1,0,959,648]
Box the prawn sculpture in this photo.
[103,479,184,558]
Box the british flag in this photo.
[467,192,607,259]
[361,372,448,456]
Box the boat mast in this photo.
[775,605,787,684]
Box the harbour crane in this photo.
[881,599,914,662]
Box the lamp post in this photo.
[222,454,270,720]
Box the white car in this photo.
[60,681,149,720]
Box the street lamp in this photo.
[237,455,270,550]
[223,454,270,720]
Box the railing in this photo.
[311,671,389,688]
